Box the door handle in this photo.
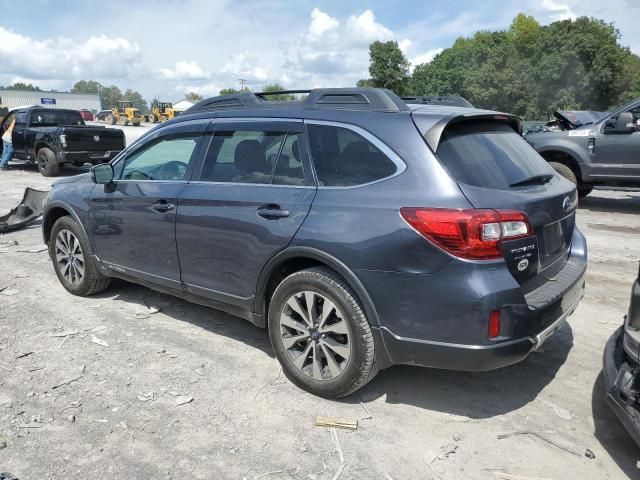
[257,205,290,219]
[152,200,175,212]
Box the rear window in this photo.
[30,110,84,127]
[436,122,552,189]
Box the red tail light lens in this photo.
[400,208,532,260]
[488,310,501,339]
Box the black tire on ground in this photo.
[578,185,594,198]
[549,161,577,185]
[49,216,111,296]
[36,147,60,177]
[268,267,377,398]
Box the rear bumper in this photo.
[380,276,584,370]
[603,325,640,447]
[57,150,122,165]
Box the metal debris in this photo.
[90,335,108,347]
[498,431,594,459]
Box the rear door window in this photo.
[306,124,398,186]
[436,122,553,189]
[30,110,84,127]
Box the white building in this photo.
[0,90,101,112]
[172,99,196,112]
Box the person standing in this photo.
[0,116,15,171]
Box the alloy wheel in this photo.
[55,229,85,286]
[279,291,351,381]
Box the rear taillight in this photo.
[400,208,533,260]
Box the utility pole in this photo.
[238,78,247,92]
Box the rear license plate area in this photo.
[543,221,564,255]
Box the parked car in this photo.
[79,109,94,122]
[42,88,587,397]
[603,264,640,447]
[0,107,125,176]
[526,97,640,198]
[95,110,112,122]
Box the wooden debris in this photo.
[316,416,358,430]
[52,375,83,390]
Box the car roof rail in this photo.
[402,95,474,108]
[187,88,410,114]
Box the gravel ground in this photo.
[0,158,639,479]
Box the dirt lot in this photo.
[1,160,639,479]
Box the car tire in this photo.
[578,185,593,198]
[549,162,577,185]
[268,267,377,398]
[36,148,60,177]
[49,216,111,296]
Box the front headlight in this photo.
[59,134,67,147]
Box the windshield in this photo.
[436,121,554,189]
[30,110,84,127]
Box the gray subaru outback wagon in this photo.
[42,88,587,397]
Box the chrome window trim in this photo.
[186,180,315,189]
[303,119,407,189]
[209,117,303,124]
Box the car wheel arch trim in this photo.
[43,201,95,255]
[255,246,381,328]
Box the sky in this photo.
[0,0,638,102]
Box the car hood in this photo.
[554,110,607,130]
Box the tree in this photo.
[219,86,251,95]
[122,89,148,113]
[261,83,295,100]
[356,79,374,87]
[71,80,122,110]
[409,14,640,119]
[368,41,411,95]
[1,82,41,91]
[185,91,203,101]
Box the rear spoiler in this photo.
[414,112,524,151]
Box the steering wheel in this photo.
[158,160,188,180]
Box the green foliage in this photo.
[122,89,148,113]
[408,15,640,119]
[356,79,374,88]
[71,80,122,110]
[368,41,411,95]
[71,80,146,111]
[261,83,296,101]
[0,82,42,91]
[185,91,203,101]
[219,87,243,95]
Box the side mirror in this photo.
[605,112,636,134]
[91,163,114,184]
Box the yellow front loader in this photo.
[108,101,142,126]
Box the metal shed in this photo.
[0,90,101,112]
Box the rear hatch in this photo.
[413,113,577,286]
[63,126,125,152]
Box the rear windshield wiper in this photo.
[510,173,554,187]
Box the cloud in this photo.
[0,26,142,80]
[346,10,394,46]
[308,8,339,39]
[221,53,270,85]
[540,0,577,21]
[158,60,207,80]
[398,38,412,53]
[411,48,444,68]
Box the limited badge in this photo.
[517,258,529,271]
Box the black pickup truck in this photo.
[0,107,125,177]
